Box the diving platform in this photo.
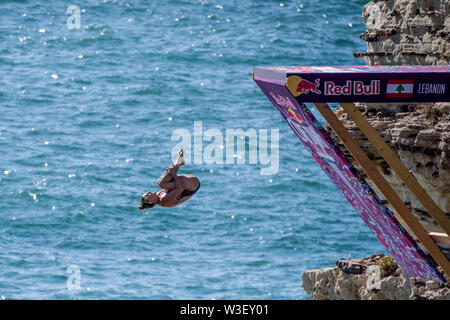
[254,65,450,283]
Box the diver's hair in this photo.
[138,195,155,210]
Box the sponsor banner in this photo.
[253,77,446,283]
[253,65,450,102]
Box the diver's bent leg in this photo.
[157,171,174,189]
[157,163,182,189]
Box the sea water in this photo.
[0,0,386,299]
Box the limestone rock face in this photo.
[302,255,450,300]
[355,0,450,65]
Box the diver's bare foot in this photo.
[176,149,185,166]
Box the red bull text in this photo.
[325,80,380,96]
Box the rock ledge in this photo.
[302,254,450,300]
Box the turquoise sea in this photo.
[0,0,386,299]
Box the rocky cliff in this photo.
[302,0,450,299]
[302,254,450,300]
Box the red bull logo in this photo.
[287,108,304,124]
[286,75,321,97]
